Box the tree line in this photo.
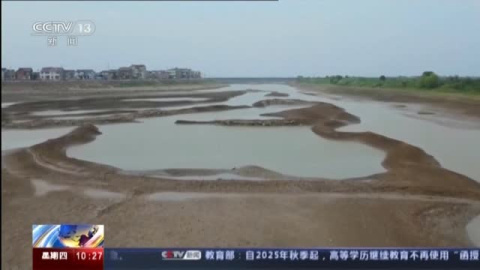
[297,72,480,93]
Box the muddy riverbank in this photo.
[1,81,228,102]
[2,83,480,269]
[33,100,476,197]
[1,90,249,129]
[293,82,480,119]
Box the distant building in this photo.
[130,65,147,80]
[180,68,191,79]
[3,69,17,81]
[149,70,170,80]
[64,70,76,80]
[159,70,170,79]
[167,68,178,79]
[99,70,118,80]
[40,67,64,81]
[32,72,40,80]
[118,67,133,80]
[99,70,109,80]
[3,65,202,81]
[145,71,154,79]
[15,68,33,80]
[75,69,96,80]
[167,68,201,79]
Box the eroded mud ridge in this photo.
[5,100,480,198]
[1,90,248,129]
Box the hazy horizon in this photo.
[2,0,479,77]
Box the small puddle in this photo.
[31,179,125,200]
[50,115,96,120]
[161,173,264,181]
[224,91,269,106]
[162,103,223,111]
[31,179,70,197]
[124,97,209,102]
[33,109,110,117]
[177,105,307,121]
[2,102,17,108]
[467,215,480,247]
[82,189,126,200]
[49,112,134,121]
[145,192,242,202]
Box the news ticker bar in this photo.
[104,248,480,269]
[31,248,474,269]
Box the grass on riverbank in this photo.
[296,73,480,97]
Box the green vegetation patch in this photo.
[297,72,480,95]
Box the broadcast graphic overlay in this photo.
[31,20,96,47]
[103,248,480,269]
[32,224,104,270]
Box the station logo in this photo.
[31,20,96,47]
[32,20,96,36]
[161,250,202,260]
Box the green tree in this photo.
[419,71,440,89]
[422,71,435,77]
[379,75,386,81]
[329,75,343,84]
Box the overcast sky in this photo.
[2,0,479,77]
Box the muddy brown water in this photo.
[2,84,480,182]
[61,85,387,178]
[232,84,480,182]
[123,97,209,102]
[1,127,74,151]
[335,100,480,182]
[66,116,387,178]
[32,109,111,117]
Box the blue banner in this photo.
[104,248,480,269]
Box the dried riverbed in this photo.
[2,83,480,269]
